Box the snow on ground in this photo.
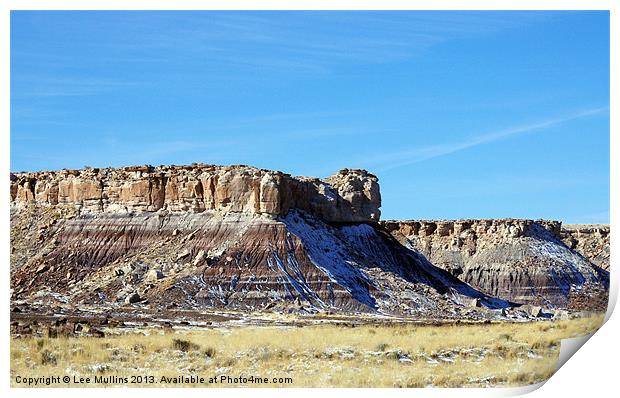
[528,224,609,294]
[282,211,378,309]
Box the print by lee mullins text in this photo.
[0,0,617,397]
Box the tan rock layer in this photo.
[380,219,609,307]
[382,219,563,240]
[561,224,610,270]
[10,164,381,223]
[381,219,610,269]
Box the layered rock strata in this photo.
[10,208,511,318]
[10,164,610,316]
[10,164,381,223]
[561,224,610,271]
[381,219,609,308]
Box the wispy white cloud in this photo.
[12,77,148,98]
[12,11,551,79]
[359,106,609,171]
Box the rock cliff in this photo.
[10,164,381,223]
[381,219,609,308]
[9,164,609,317]
[10,164,516,319]
[561,224,610,270]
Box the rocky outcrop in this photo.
[10,164,381,223]
[561,224,610,270]
[9,163,609,316]
[381,219,609,308]
[10,207,513,318]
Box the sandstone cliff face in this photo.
[561,224,610,271]
[381,219,609,308]
[10,164,381,223]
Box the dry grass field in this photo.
[11,313,604,388]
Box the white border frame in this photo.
[1,2,616,397]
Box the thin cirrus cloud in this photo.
[12,76,148,98]
[11,11,549,77]
[167,12,541,70]
[359,106,609,171]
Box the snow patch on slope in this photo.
[341,224,513,310]
[528,224,609,294]
[267,240,326,308]
[282,211,378,309]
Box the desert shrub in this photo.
[40,349,57,365]
[405,379,427,388]
[531,340,556,350]
[493,344,510,356]
[172,338,199,352]
[275,348,293,359]
[375,342,389,351]
[433,374,463,388]
[203,346,216,358]
[109,348,128,362]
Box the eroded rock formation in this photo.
[561,224,610,270]
[10,164,609,317]
[10,164,381,223]
[381,219,609,308]
[10,209,512,319]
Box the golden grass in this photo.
[10,313,604,388]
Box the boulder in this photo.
[125,293,142,304]
[530,306,543,317]
[176,249,190,261]
[193,250,206,266]
[468,298,481,308]
[146,270,164,282]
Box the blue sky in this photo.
[10,11,609,223]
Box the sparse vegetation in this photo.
[40,349,57,366]
[10,313,604,388]
[172,338,199,352]
[203,346,216,358]
[375,342,390,351]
